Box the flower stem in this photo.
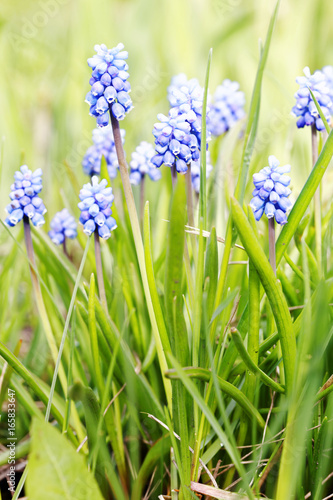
[140,175,145,229]
[311,124,322,277]
[268,217,276,276]
[110,112,172,410]
[171,165,177,189]
[94,229,108,312]
[62,239,69,259]
[185,163,197,262]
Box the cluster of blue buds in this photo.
[209,79,245,136]
[78,176,117,239]
[86,43,132,127]
[190,154,213,193]
[250,155,292,225]
[129,141,162,185]
[292,67,332,131]
[5,165,46,228]
[168,73,208,146]
[82,125,125,178]
[48,209,77,245]
[152,108,200,173]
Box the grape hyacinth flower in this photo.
[78,176,117,239]
[86,43,132,127]
[151,108,200,174]
[82,125,125,178]
[191,155,213,193]
[48,209,77,246]
[129,141,162,185]
[250,155,292,225]
[168,73,209,146]
[292,66,332,131]
[209,79,245,136]
[322,65,333,106]
[5,165,46,228]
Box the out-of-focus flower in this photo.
[129,141,162,185]
[322,65,333,105]
[292,66,332,131]
[250,155,292,225]
[78,176,117,239]
[168,73,209,146]
[48,209,77,245]
[5,165,46,227]
[86,43,132,127]
[151,108,200,173]
[82,125,125,178]
[208,79,245,136]
[190,153,213,193]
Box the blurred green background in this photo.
[1,0,333,223]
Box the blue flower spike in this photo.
[168,73,209,147]
[48,209,77,246]
[78,176,117,239]
[151,108,200,174]
[5,165,46,228]
[86,43,133,127]
[209,79,246,136]
[292,66,332,131]
[129,141,162,185]
[82,125,125,178]
[250,155,292,225]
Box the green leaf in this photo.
[308,87,331,134]
[165,367,266,429]
[231,198,296,394]
[204,227,218,322]
[27,419,104,500]
[276,127,333,264]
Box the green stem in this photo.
[140,175,145,230]
[110,112,172,409]
[62,238,69,259]
[311,124,322,277]
[268,217,276,276]
[94,229,107,312]
[185,162,197,262]
[171,164,177,188]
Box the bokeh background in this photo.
[1,0,333,228]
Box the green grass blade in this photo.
[231,329,285,393]
[276,127,333,265]
[199,48,212,228]
[231,198,296,393]
[165,367,266,429]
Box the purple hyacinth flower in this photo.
[48,209,77,245]
[168,73,210,148]
[5,165,46,228]
[86,43,133,127]
[152,108,200,174]
[78,176,117,239]
[249,155,292,225]
[82,125,125,178]
[208,79,246,136]
[129,141,162,185]
[292,66,332,131]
